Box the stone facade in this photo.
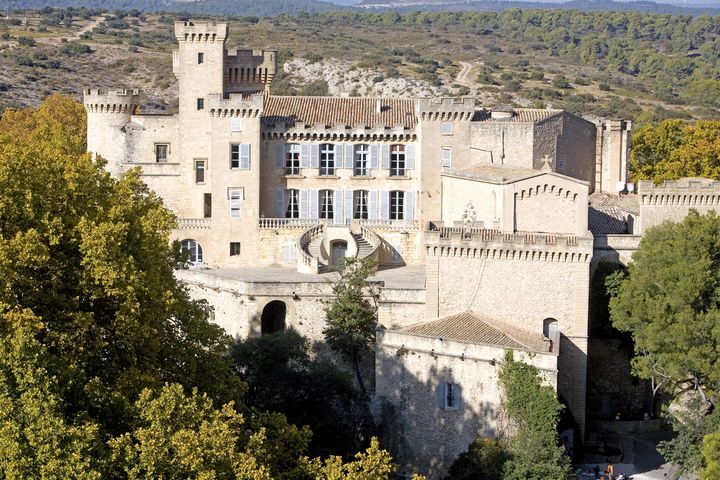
[82,19,677,480]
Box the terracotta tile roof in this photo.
[472,108,563,123]
[262,95,417,128]
[587,193,639,235]
[399,311,551,352]
[589,192,640,215]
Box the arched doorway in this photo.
[261,300,286,334]
[331,240,347,270]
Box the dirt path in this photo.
[456,61,475,89]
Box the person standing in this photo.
[605,463,614,480]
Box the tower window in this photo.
[197,98,204,110]
[441,147,452,170]
[155,144,169,163]
[195,159,206,183]
[230,242,241,256]
[441,122,453,135]
[198,52,204,64]
[442,382,460,410]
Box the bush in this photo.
[17,36,36,47]
[574,76,590,86]
[445,438,510,480]
[529,70,545,81]
[599,82,612,91]
[60,42,92,55]
[552,75,571,89]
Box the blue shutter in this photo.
[309,189,318,219]
[301,144,309,168]
[381,190,390,220]
[276,143,284,168]
[437,382,446,409]
[344,190,353,224]
[300,190,309,219]
[334,144,342,170]
[310,143,319,169]
[275,189,285,217]
[344,144,354,169]
[406,144,415,170]
[240,144,250,170]
[455,384,462,411]
[381,144,390,170]
[334,190,343,225]
[370,144,379,169]
[369,190,378,220]
[405,190,414,222]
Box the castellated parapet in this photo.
[207,93,264,117]
[416,97,476,121]
[174,21,228,42]
[639,178,720,233]
[83,88,140,114]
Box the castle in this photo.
[82,20,709,479]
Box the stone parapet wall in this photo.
[639,178,720,233]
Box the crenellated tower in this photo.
[83,87,140,177]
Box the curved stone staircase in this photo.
[296,223,381,274]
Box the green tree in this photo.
[702,426,720,480]
[444,438,510,480]
[301,437,399,480]
[323,258,378,395]
[498,352,573,480]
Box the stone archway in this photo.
[261,300,286,335]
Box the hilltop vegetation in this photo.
[0,8,719,123]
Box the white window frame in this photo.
[320,143,335,176]
[390,144,406,177]
[441,147,452,170]
[441,122,453,135]
[180,239,203,266]
[195,159,206,184]
[285,143,301,175]
[390,191,404,220]
[354,144,369,176]
[354,190,369,219]
[319,189,334,219]
[286,189,300,218]
[229,188,243,219]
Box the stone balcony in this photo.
[176,218,212,229]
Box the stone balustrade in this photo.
[258,218,324,229]
[296,223,323,274]
[176,218,212,229]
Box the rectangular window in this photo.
[198,52,204,64]
[319,190,334,219]
[229,242,241,256]
[197,98,204,110]
[354,190,368,219]
[444,382,457,409]
[390,145,406,177]
[320,143,335,176]
[195,159,206,184]
[230,144,240,169]
[441,147,452,170]
[155,144,169,163]
[229,188,242,218]
[354,144,369,176]
[286,189,299,218]
[203,193,212,218]
[285,143,301,175]
[390,191,404,220]
[441,122,453,135]
[229,118,242,132]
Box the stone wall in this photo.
[512,174,589,236]
[553,112,597,187]
[639,178,720,234]
[376,328,557,479]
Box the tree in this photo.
[230,329,361,457]
[608,211,720,474]
[323,258,378,395]
[444,438,510,480]
[498,352,573,480]
[629,120,720,183]
[301,437,399,480]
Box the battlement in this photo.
[83,88,140,113]
[416,97,476,121]
[208,93,264,117]
[639,178,720,206]
[174,21,228,42]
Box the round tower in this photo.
[83,88,140,177]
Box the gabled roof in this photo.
[587,192,639,235]
[262,95,417,129]
[398,311,551,353]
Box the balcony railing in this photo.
[176,218,212,229]
[258,218,326,229]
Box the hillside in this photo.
[1,8,719,125]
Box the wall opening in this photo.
[331,240,348,270]
[543,318,559,352]
[261,300,286,334]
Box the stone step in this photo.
[352,233,375,259]
[305,236,327,265]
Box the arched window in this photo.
[180,239,203,266]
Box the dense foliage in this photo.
[0,95,403,478]
[498,352,573,480]
[323,258,378,395]
[443,438,509,480]
[629,120,720,183]
[608,210,720,476]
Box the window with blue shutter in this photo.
[369,191,379,220]
[344,143,354,169]
[344,190,353,224]
[406,144,415,170]
[301,190,310,219]
[381,144,390,170]
[370,144,379,170]
[239,144,250,170]
[381,190,390,220]
[310,143,320,169]
[301,144,310,168]
[333,190,343,224]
